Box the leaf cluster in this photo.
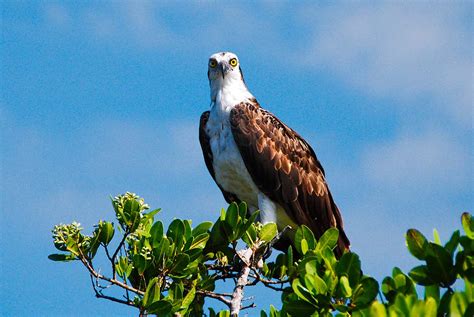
[49,193,473,317]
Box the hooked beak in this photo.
[218,62,230,79]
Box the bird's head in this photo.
[208,52,252,104]
[208,51,245,85]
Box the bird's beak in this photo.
[219,62,230,79]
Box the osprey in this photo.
[199,52,350,256]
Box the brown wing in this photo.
[229,101,350,256]
[199,111,240,204]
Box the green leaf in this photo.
[48,253,76,261]
[239,211,260,237]
[305,273,327,294]
[408,265,435,286]
[243,223,258,246]
[406,229,429,260]
[450,292,468,317]
[181,286,196,309]
[433,228,441,245]
[218,311,230,317]
[424,297,437,317]
[133,254,147,275]
[287,246,294,268]
[444,230,460,256]
[283,299,316,316]
[301,238,309,255]
[369,301,387,317]
[351,277,379,308]
[167,219,185,246]
[316,228,339,252]
[295,225,316,254]
[238,202,248,220]
[259,223,278,242]
[98,221,114,245]
[425,243,456,286]
[336,252,361,287]
[150,221,164,245]
[225,202,239,228]
[339,275,352,297]
[170,253,190,274]
[190,233,210,250]
[462,212,474,239]
[116,256,132,279]
[291,279,314,304]
[147,300,172,315]
[153,237,170,265]
[143,277,162,308]
[192,221,213,236]
[424,284,440,302]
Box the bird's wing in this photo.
[230,101,350,255]
[199,111,240,204]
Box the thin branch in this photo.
[247,269,289,291]
[78,253,144,296]
[111,231,130,279]
[104,244,113,262]
[95,292,136,307]
[196,290,231,306]
[250,269,290,285]
[89,275,136,307]
[241,302,256,311]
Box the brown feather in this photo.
[229,101,350,257]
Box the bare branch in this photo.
[241,302,256,311]
[89,275,136,307]
[196,290,231,306]
[248,269,289,291]
[78,252,144,296]
[230,248,253,317]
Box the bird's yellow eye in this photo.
[209,59,217,68]
[229,58,238,67]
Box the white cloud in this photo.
[361,129,470,191]
[44,4,71,28]
[42,2,471,129]
[298,3,472,126]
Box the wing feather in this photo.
[229,101,350,256]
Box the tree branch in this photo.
[111,231,130,279]
[230,247,253,317]
[78,252,144,296]
[196,290,231,306]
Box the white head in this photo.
[208,52,252,103]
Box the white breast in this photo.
[206,107,259,209]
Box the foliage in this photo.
[50,193,473,316]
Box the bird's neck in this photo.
[210,77,254,118]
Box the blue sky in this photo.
[1,1,472,315]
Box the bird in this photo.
[199,51,350,257]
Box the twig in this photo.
[78,253,144,295]
[241,302,256,311]
[104,244,113,262]
[111,231,130,279]
[89,275,136,307]
[196,290,231,306]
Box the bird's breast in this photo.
[206,112,259,208]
